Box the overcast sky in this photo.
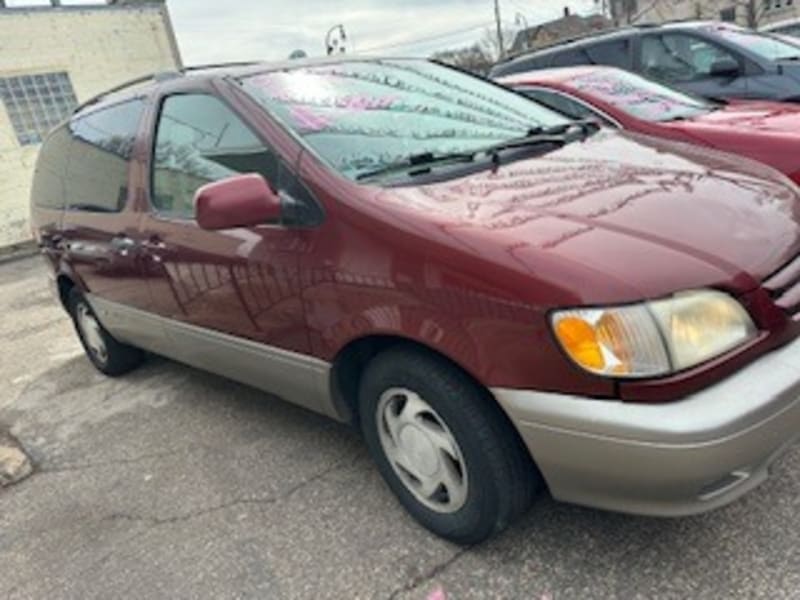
[7,0,600,64]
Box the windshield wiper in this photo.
[476,119,600,157]
[356,150,476,181]
[355,120,600,182]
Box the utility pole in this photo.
[494,0,505,60]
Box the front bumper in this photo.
[493,335,800,517]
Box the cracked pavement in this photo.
[1,255,799,599]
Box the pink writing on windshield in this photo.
[290,106,332,132]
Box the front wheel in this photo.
[358,346,543,544]
[69,289,144,376]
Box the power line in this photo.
[360,22,495,53]
[505,0,528,12]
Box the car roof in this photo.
[74,55,416,116]
[491,20,737,75]
[762,17,800,31]
[498,65,615,86]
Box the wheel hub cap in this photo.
[77,304,107,364]
[398,425,439,478]
[376,388,468,514]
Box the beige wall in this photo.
[0,4,180,248]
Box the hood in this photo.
[675,100,800,133]
[377,130,800,304]
[659,101,800,183]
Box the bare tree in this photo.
[430,24,518,76]
[480,25,516,60]
[431,44,494,75]
[598,0,660,25]
[733,0,769,28]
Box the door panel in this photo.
[140,92,313,355]
[61,99,151,311]
[140,216,310,353]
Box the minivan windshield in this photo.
[569,68,713,122]
[709,25,800,61]
[240,59,571,181]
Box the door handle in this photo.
[141,235,167,263]
[110,235,137,254]
[142,237,166,251]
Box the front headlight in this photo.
[551,290,757,378]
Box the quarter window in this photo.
[67,99,145,212]
[640,34,738,82]
[71,100,144,160]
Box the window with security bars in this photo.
[0,72,78,146]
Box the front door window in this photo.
[151,94,280,219]
[640,34,738,82]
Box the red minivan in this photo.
[30,58,800,544]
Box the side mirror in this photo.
[194,174,281,230]
[710,57,740,78]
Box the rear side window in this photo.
[31,125,72,210]
[520,88,599,121]
[779,25,800,37]
[585,38,631,69]
[490,54,551,77]
[67,99,145,212]
[551,47,592,67]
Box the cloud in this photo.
[165,0,599,64]
[3,0,599,63]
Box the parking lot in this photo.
[1,254,798,600]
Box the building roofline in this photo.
[0,2,165,15]
[0,1,181,68]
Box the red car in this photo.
[499,65,800,184]
[31,58,800,543]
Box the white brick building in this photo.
[609,0,800,28]
[0,0,181,248]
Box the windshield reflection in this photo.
[241,59,570,180]
[568,69,713,122]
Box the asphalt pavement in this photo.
[1,255,798,599]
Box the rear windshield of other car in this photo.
[708,25,800,61]
[240,59,570,181]
[569,69,713,122]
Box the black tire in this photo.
[68,288,144,376]
[358,345,543,544]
